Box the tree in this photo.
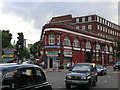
[30,41,40,58]
[2,30,13,48]
[23,47,30,59]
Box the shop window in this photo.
[109,55,113,62]
[73,39,80,47]
[48,34,55,45]
[63,37,71,46]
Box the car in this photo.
[1,63,52,90]
[96,65,107,76]
[65,63,98,89]
[113,61,120,71]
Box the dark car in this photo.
[96,65,107,76]
[1,63,52,90]
[65,63,98,89]
[113,61,120,71]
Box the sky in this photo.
[0,0,119,46]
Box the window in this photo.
[2,71,18,88]
[96,44,100,50]
[57,35,60,45]
[76,26,79,29]
[85,41,91,49]
[97,16,99,22]
[82,17,85,22]
[63,37,71,46]
[82,26,86,30]
[109,46,113,52]
[88,25,92,30]
[97,25,100,30]
[109,55,113,62]
[73,39,80,47]
[88,16,92,21]
[104,45,108,52]
[49,34,55,45]
[76,18,79,23]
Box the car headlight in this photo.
[87,76,91,79]
[66,75,72,79]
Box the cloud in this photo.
[0,2,118,45]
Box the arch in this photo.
[96,43,100,50]
[85,41,91,49]
[63,37,71,46]
[109,46,113,52]
[73,39,80,47]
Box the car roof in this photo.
[75,63,95,66]
[0,63,40,74]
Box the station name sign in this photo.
[45,45,62,48]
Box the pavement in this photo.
[44,68,69,72]
[43,66,113,72]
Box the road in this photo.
[45,66,120,90]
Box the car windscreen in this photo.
[72,65,90,72]
[96,66,103,69]
[116,62,120,64]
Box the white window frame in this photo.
[49,34,55,45]
[88,25,92,30]
[73,39,80,47]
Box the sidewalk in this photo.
[44,68,69,72]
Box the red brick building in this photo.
[40,14,120,68]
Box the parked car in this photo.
[96,65,107,76]
[65,63,98,89]
[1,63,52,90]
[113,61,120,71]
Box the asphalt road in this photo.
[45,66,120,90]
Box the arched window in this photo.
[104,45,108,52]
[96,43,100,50]
[109,46,113,52]
[63,37,71,46]
[73,39,80,47]
[48,34,55,45]
[85,41,91,49]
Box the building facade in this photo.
[40,14,120,68]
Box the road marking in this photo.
[113,72,120,73]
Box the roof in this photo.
[0,63,40,75]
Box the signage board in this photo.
[45,45,62,48]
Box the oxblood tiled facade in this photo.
[40,14,120,68]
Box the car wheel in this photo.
[101,71,104,76]
[66,83,71,89]
[114,68,116,71]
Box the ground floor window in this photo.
[109,55,113,62]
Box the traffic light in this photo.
[17,32,24,61]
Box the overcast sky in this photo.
[0,0,119,45]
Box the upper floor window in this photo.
[76,18,79,23]
[104,45,108,52]
[88,25,92,30]
[82,26,86,30]
[85,41,91,49]
[88,16,92,21]
[76,26,79,29]
[109,46,113,52]
[82,17,85,22]
[49,34,55,45]
[97,25,100,30]
[73,39,80,47]
[96,44,100,50]
[63,37,71,46]
[57,35,60,45]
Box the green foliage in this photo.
[2,30,13,48]
[30,41,40,58]
[23,47,30,59]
